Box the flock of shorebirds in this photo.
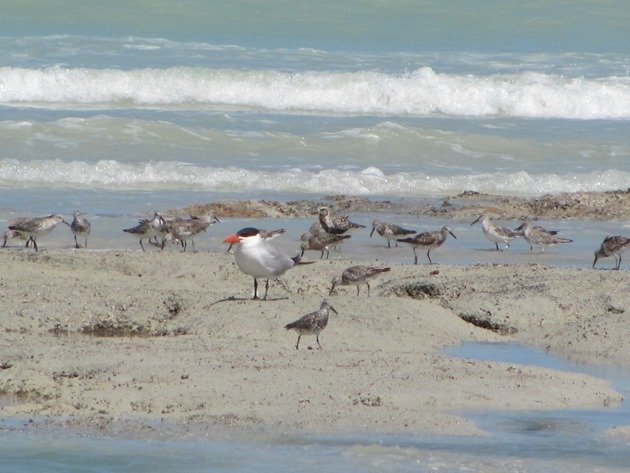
[2,206,628,349]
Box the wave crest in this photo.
[1,66,628,119]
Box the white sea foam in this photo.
[0,66,628,119]
[0,159,627,197]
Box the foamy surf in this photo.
[0,159,627,197]
[1,66,629,119]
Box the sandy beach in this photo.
[1,240,627,437]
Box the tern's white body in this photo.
[234,234,296,280]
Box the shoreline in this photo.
[173,190,630,220]
[1,249,627,438]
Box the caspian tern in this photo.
[223,227,306,300]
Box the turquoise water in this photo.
[0,1,628,205]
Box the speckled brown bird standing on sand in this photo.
[593,235,630,270]
[397,226,457,264]
[330,265,391,296]
[300,222,351,259]
[285,299,338,349]
[370,219,415,248]
[318,207,366,235]
[7,214,67,251]
[123,212,165,251]
[471,214,521,251]
[514,221,572,252]
[70,210,91,249]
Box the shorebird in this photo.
[161,214,220,251]
[593,235,630,270]
[223,227,309,300]
[329,265,391,296]
[300,222,351,259]
[70,210,91,249]
[471,214,521,251]
[123,212,165,251]
[7,214,67,251]
[2,217,32,248]
[285,299,338,349]
[226,228,285,253]
[370,219,415,248]
[318,207,365,235]
[514,221,572,252]
[397,226,457,264]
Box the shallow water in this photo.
[2,342,629,472]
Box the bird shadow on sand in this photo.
[208,295,289,306]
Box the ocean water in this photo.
[0,1,629,215]
[1,2,629,471]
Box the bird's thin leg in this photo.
[263,279,270,300]
[387,240,391,248]
[616,255,622,270]
[253,278,259,299]
[84,236,88,248]
[32,238,38,252]
[413,248,418,264]
[139,239,145,251]
[295,335,301,350]
[495,242,499,251]
[356,284,360,296]
[316,334,322,350]
[426,249,432,264]
[366,282,371,297]
[74,234,80,249]
[1,237,6,248]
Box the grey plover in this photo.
[162,214,219,251]
[329,265,391,296]
[514,221,572,252]
[471,214,521,251]
[318,207,365,235]
[593,235,630,270]
[370,219,415,248]
[2,218,31,248]
[397,226,457,264]
[285,299,337,349]
[123,212,165,251]
[7,214,67,251]
[300,222,351,259]
[70,210,91,249]
[223,227,307,300]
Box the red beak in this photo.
[223,234,241,244]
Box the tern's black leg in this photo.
[366,282,371,297]
[413,248,418,264]
[616,254,622,270]
[426,249,432,264]
[295,335,301,350]
[263,279,270,300]
[495,242,499,251]
[74,234,80,249]
[139,239,145,251]
[316,334,322,349]
[32,237,38,252]
[253,278,259,299]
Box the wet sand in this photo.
[0,247,627,437]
